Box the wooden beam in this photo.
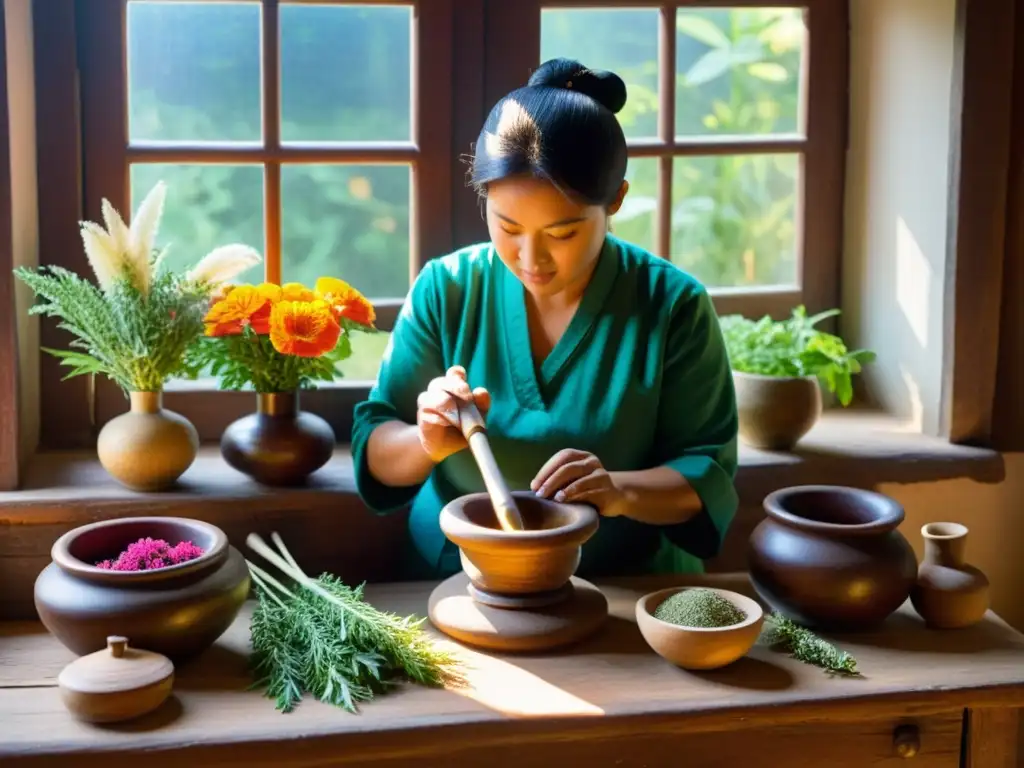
[34,0,92,450]
[941,0,1017,446]
[0,0,20,490]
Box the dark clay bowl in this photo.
[748,485,918,630]
[439,491,599,595]
[34,517,251,660]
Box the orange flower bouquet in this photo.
[196,275,377,485]
[198,277,376,393]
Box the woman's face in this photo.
[486,176,627,300]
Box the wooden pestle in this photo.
[457,401,525,532]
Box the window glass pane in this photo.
[280,4,412,142]
[337,331,391,381]
[676,8,805,137]
[540,9,659,140]
[129,163,265,284]
[127,2,262,143]
[671,153,799,288]
[280,165,411,299]
[611,158,658,254]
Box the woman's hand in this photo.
[530,449,628,517]
[416,365,491,464]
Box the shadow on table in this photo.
[832,611,1024,655]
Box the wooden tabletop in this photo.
[2,574,1024,765]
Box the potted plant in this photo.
[718,306,875,450]
[14,181,261,490]
[194,275,377,486]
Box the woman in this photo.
[352,58,738,579]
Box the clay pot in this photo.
[748,485,918,630]
[221,391,335,486]
[733,371,822,450]
[34,517,251,661]
[97,391,199,491]
[636,587,764,670]
[910,522,990,629]
[439,491,598,596]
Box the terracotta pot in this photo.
[439,492,598,596]
[910,522,990,629]
[97,391,199,491]
[34,517,250,661]
[220,391,335,486]
[748,485,918,630]
[636,587,764,670]
[733,371,822,450]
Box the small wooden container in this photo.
[57,635,175,723]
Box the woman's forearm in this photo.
[366,420,437,488]
[608,466,703,525]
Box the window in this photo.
[42,0,844,447]
[75,0,454,441]
[490,0,846,319]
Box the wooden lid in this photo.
[57,636,174,695]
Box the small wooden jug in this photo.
[57,635,175,723]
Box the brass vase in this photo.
[96,391,199,491]
[220,391,335,486]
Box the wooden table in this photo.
[1,575,1023,767]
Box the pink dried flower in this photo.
[95,536,205,571]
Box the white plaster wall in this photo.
[843,0,957,435]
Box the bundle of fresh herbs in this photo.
[245,533,462,714]
[718,306,875,406]
[760,613,860,676]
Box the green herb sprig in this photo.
[245,532,462,714]
[14,263,208,392]
[760,613,860,676]
[718,306,876,406]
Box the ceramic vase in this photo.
[34,517,250,661]
[910,522,990,629]
[220,391,335,486]
[748,484,918,630]
[96,391,199,491]
[732,371,822,450]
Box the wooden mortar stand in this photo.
[427,492,609,653]
[456,401,524,532]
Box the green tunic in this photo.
[351,235,739,579]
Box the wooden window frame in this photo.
[60,0,455,445]
[27,0,851,454]
[484,0,848,320]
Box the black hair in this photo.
[470,57,628,207]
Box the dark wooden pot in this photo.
[221,391,335,486]
[748,485,918,630]
[34,517,250,661]
[733,371,822,450]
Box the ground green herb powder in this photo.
[653,588,746,628]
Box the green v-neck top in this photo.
[351,235,739,579]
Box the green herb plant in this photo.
[718,306,876,406]
[12,181,261,394]
[760,614,860,676]
[246,532,463,714]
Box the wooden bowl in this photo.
[34,517,251,661]
[636,587,765,670]
[439,491,598,595]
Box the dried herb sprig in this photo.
[760,614,860,676]
[246,532,463,714]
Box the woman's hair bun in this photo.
[527,57,627,115]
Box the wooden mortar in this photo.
[439,491,599,604]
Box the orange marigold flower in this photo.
[314,276,376,327]
[203,284,274,336]
[269,299,341,357]
[280,282,317,302]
